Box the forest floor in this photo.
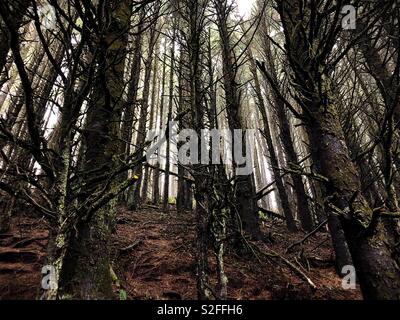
[0,206,362,300]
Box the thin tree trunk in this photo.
[162,30,176,213]
[248,53,298,231]
[142,34,160,205]
[152,41,168,206]
[129,15,159,210]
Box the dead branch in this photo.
[286,219,328,253]
[119,239,143,253]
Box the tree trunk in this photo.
[162,30,176,213]
[56,0,132,299]
[129,16,159,210]
[309,103,400,299]
[119,9,145,186]
[152,43,168,206]
[248,53,298,231]
[277,1,400,298]
[214,0,261,239]
[142,29,160,204]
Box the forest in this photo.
[0,0,399,301]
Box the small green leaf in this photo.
[119,289,127,300]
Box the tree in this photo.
[273,0,400,299]
[213,0,262,240]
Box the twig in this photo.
[286,219,328,253]
[310,237,330,253]
[119,239,143,253]
[253,244,317,289]
[12,236,48,248]
[270,249,316,289]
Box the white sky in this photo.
[237,0,256,18]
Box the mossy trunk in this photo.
[276,0,400,298]
[309,103,400,299]
[51,0,131,299]
[58,201,116,299]
[0,196,14,233]
[194,173,212,300]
